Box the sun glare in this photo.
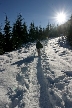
[56,12,66,24]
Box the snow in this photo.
[0,37,72,108]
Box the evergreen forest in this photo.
[0,14,72,55]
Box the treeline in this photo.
[0,14,72,55]
[0,14,63,55]
[56,15,72,46]
[0,14,49,54]
[67,15,72,46]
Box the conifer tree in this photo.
[35,26,39,40]
[0,26,4,54]
[39,26,43,40]
[67,15,72,46]
[3,15,12,52]
[42,28,46,39]
[22,22,28,43]
[45,23,49,38]
[29,22,36,42]
[12,14,23,49]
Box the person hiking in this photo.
[36,40,43,56]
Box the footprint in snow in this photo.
[21,67,28,74]
[7,87,25,108]
[16,73,24,86]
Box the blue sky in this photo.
[0,0,72,28]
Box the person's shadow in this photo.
[11,55,34,66]
[37,57,52,108]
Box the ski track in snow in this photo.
[0,37,72,108]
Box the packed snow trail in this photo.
[0,37,72,108]
[37,57,52,108]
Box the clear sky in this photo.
[0,0,72,28]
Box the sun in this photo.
[56,12,66,24]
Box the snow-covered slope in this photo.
[0,37,72,108]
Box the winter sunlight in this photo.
[55,12,66,24]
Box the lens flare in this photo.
[55,12,66,24]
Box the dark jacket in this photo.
[36,41,43,49]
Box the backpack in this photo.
[40,43,43,48]
[36,41,43,49]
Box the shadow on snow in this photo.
[37,57,52,108]
[11,55,34,66]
